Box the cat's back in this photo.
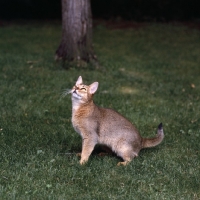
[97,106,138,132]
[96,106,141,147]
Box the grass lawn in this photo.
[0,20,200,199]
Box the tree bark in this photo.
[55,0,97,66]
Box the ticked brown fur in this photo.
[70,76,164,165]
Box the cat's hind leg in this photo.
[116,147,138,166]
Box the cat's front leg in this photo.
[80,137,96,165]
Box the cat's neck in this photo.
[72,99,81,111]
[72,98,94,114]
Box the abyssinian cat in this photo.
[67,76,164,166]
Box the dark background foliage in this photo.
[0,0,199,21]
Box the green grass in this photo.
[0,20,200,199]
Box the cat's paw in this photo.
[117,161,130,166]
[80,159,88,165]
[98,152,109,156]
[76,153,81,157]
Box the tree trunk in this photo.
[55,0,97,66]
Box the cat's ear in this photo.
[89,82,99,94]
[76,76,83,85]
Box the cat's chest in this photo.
[72,109,89,137]
[71,103,94,136]
[72,113,82,135]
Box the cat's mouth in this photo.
[72,90,81,99]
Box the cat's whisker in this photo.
[61,89,72,98]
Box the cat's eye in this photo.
[80,88,86,91]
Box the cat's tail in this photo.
[142,123,164,148]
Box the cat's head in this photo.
[71,76,99,103]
